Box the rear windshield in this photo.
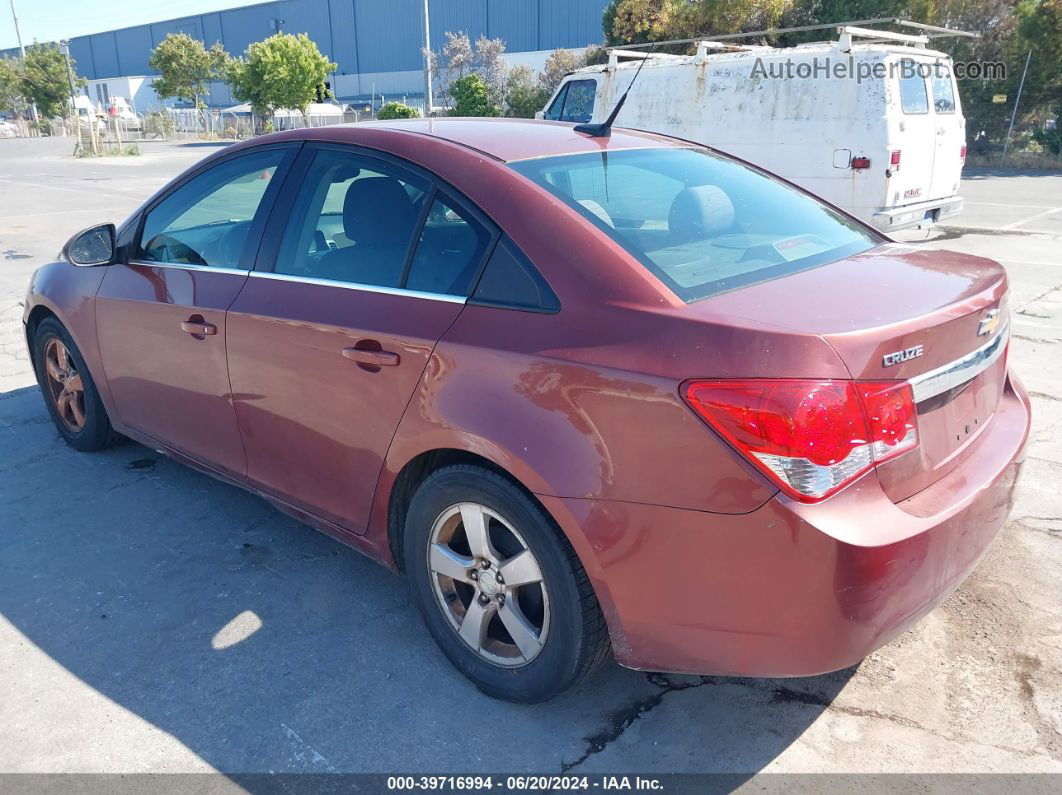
[508,147,880,302]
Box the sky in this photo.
[2,0,264,50]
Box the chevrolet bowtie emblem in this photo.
[977,309,1001,337]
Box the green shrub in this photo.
[450,74,500,117]
[377,101,419,120]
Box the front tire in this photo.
[33,317,116,452]
[404,465,610,702]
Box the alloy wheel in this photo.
[426,502,550,667]
[43,338,86,432]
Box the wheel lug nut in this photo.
[469,570,478,581]
[478,594,490,605]
[480,560,490,570]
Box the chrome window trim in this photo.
[247,270,468,304]
[127,259,249,275]
[908,320,1009,403]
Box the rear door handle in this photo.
[342,347,400,366]
[180,319,217,336]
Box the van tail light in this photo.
[960,145,967,164]
[890,150,902,171]
[682,379,918,503]
[851,157,871,170]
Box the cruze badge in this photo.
[883,344,924,367]
[978,308,1001,337]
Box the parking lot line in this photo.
[0,177,139,202]
[1002,207,1062,230]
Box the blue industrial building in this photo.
[4,0,609,106]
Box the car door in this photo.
[890,59,935,207]
[927,63,963,201]
[226,144,497,533]
[94,145,296,476]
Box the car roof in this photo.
[304,118,680,163]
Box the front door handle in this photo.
[342,347,400,367]
[181,319,217,336]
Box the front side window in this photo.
[543,84,569,121]
[559,80,596,123]
[930,66,956,113]
[273,148,429,288]
[137,149,284,267]
[898,62,929,114]
[509,147,880,303]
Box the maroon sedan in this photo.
[24,119,1028,702]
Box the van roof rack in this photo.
[606,17,978,55]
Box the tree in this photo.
[0,57,26,117]
[226,33,337,117]
[149,33,227,110]
[603,0,682,46]
[450,74,500,116]
[378,101,420,119]
[430,32,508,110]
[539,49,583,94]
[505,65,550,117]
[21,43,82,119]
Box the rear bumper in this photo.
[541,372,1030,677]
[872,196,963,231]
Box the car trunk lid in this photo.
[698,242,1010,502]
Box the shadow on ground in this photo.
[0,384,852,774]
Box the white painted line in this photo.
[0,177,137,201]
[279,722,337,772]
[1002,207,1062,230]
[998,258,1062,268]
[1,207,127,221]
[965,201,1058,209]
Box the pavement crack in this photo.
[1028,391,1062,403]
[560,674,711,772]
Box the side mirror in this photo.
[63,223,116,266]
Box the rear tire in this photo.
[404,465,610,703]
[33,317,117,452]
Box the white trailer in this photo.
[540,22,973,231]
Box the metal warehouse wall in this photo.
[64,0,609,83]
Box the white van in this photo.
[540,25,968,231]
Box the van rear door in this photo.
[888,58,936,207]
[927,64,964,200]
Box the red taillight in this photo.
[851,157,871,170]
[960,145,967,163]
[890,150,902,171]
[682,379,918,502]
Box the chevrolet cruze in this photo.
[24,119,1029,702]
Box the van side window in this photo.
[559,80,596,123]
[930,67,956,114]
[898,63,929,114]
[543,84,569,121]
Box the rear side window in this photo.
[930,67,956,113]
[471,236,560,313]
[405,196,493,296]
[898,63,929,114]
[509,147,880,303]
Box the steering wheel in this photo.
[212,220,253,267]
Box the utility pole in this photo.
[1002,50,1032,164]
[60,40,82,152]
[421,0,433,117]
[8,0,40,128]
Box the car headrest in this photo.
[668,185,735,242]
[577,199,615,228]
[342,176,416,246]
